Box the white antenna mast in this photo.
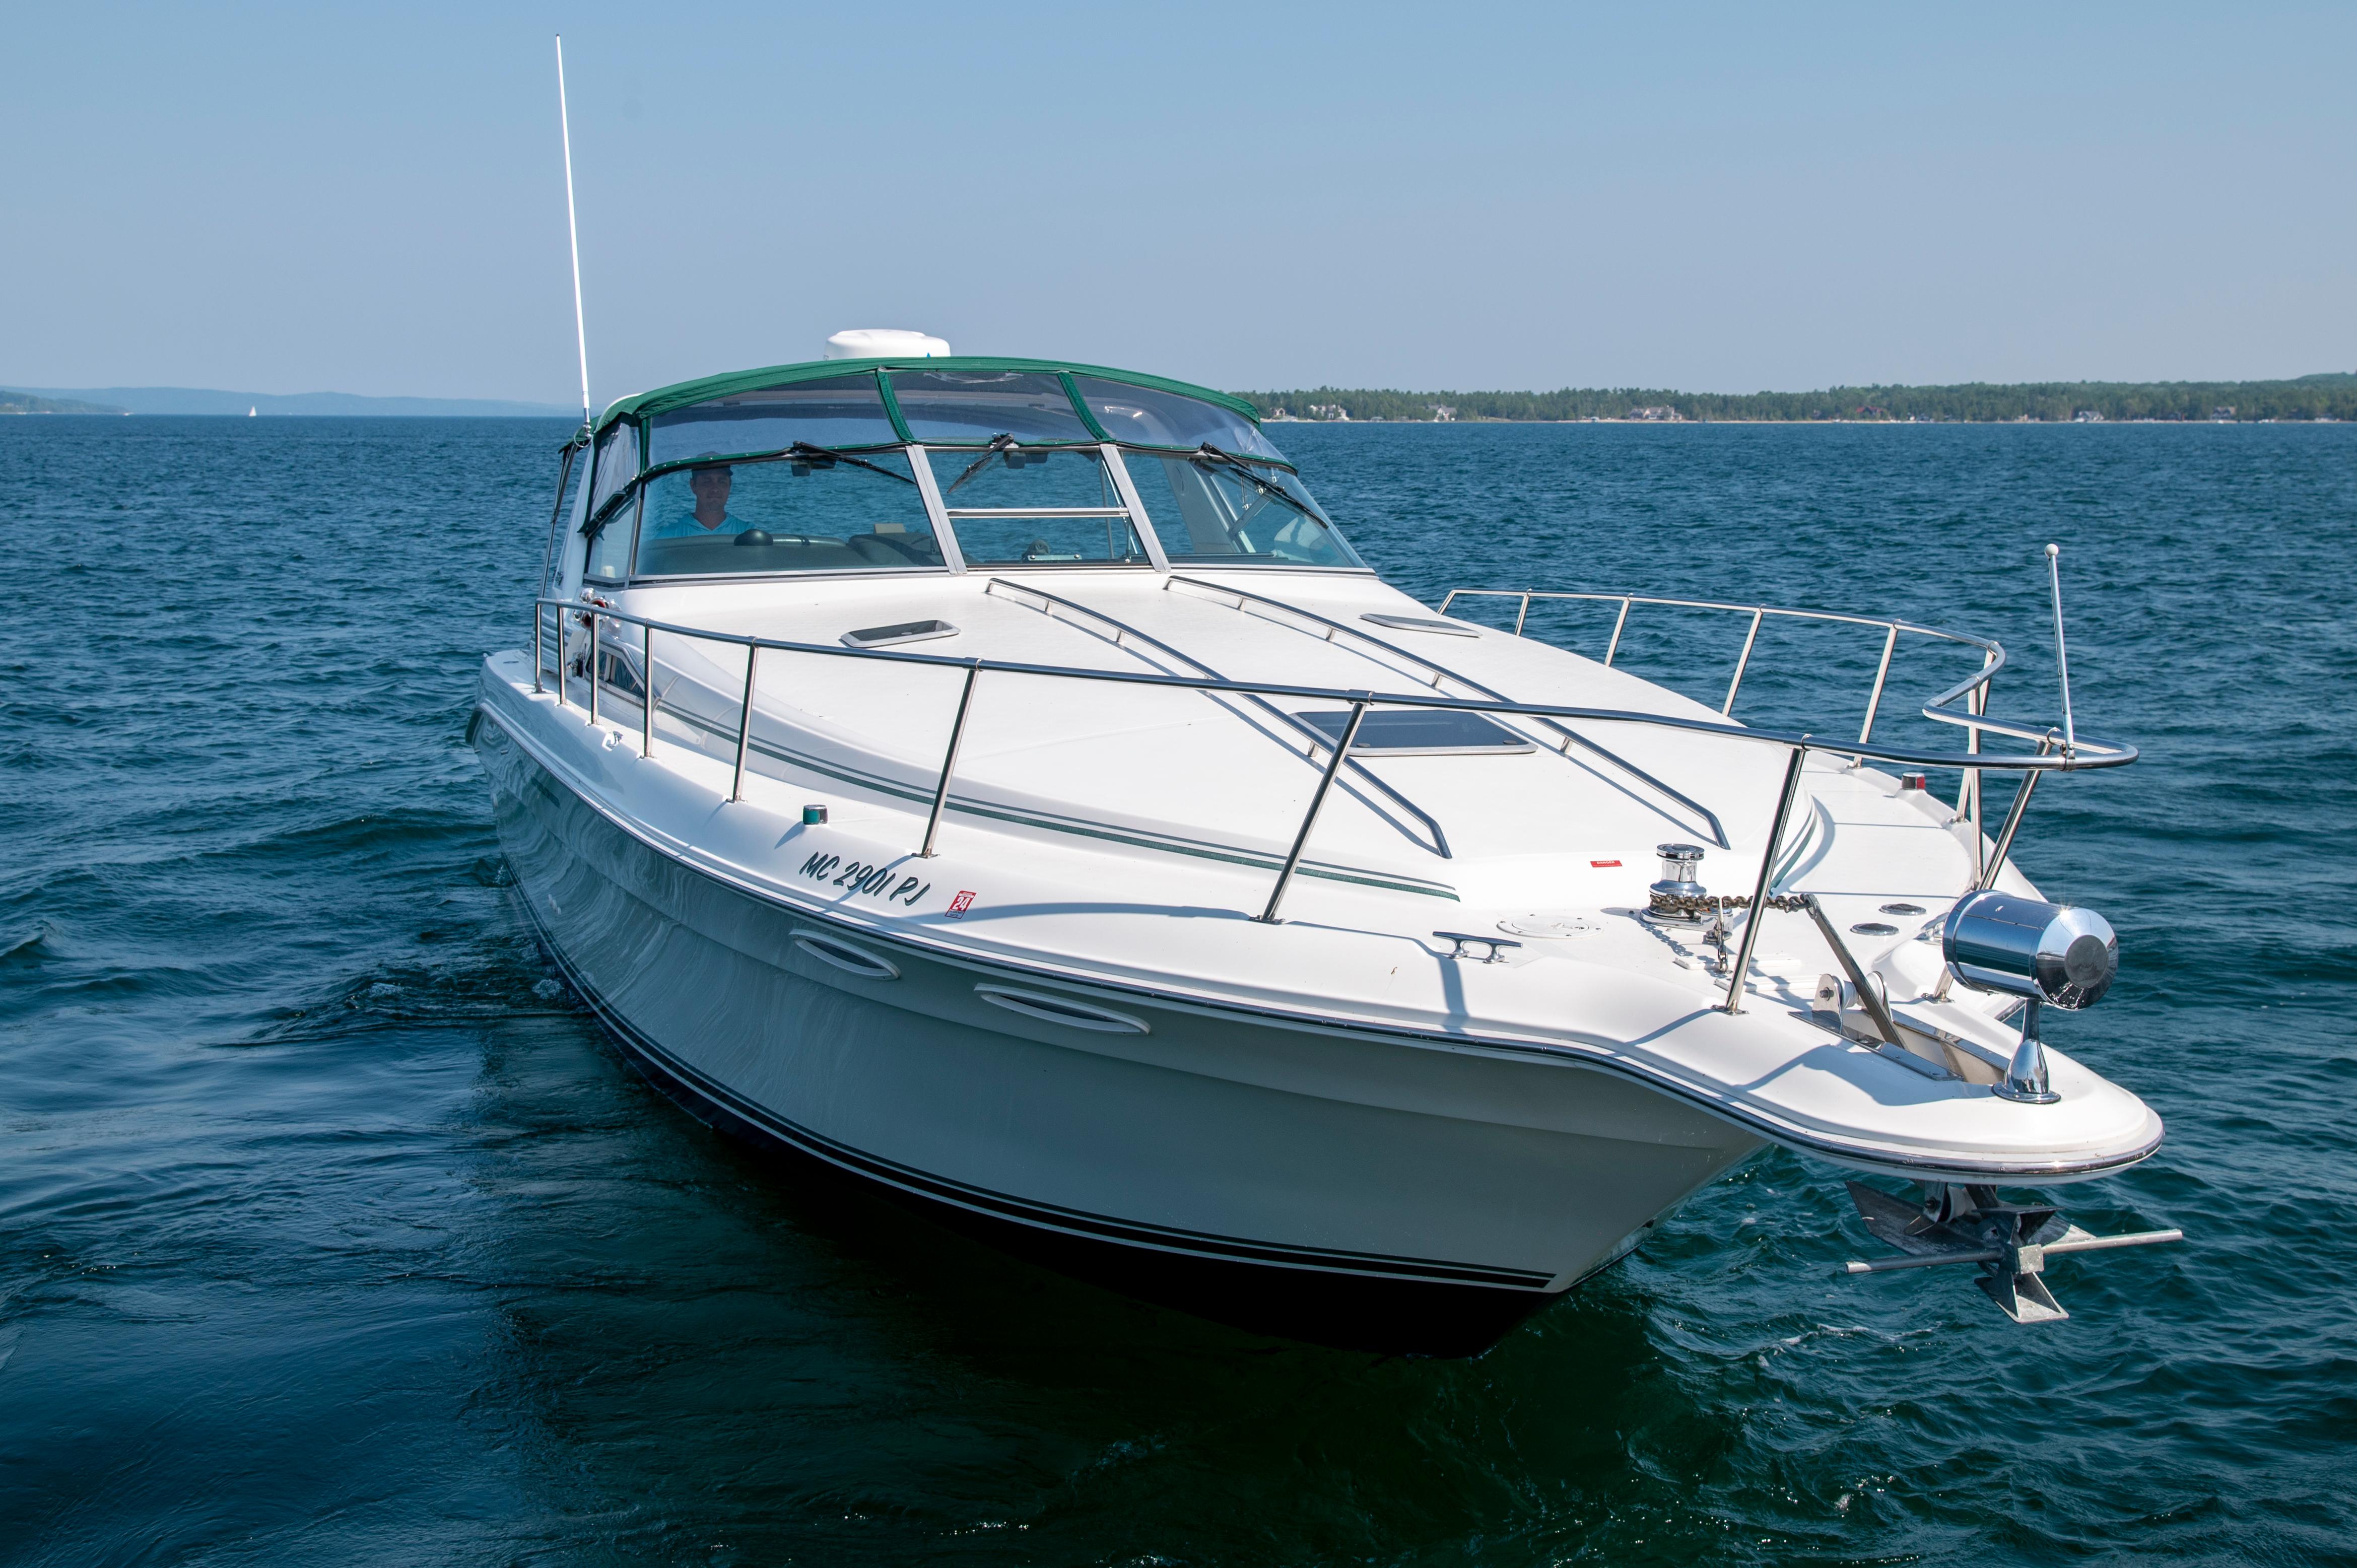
[555,36,591,432]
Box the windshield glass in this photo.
[1120,450,1363,568]
[1072,377,1290,461]
[890,369,1096,445]
[928,446,1151,566]
[645,373,898,467]
[632,451,943,578]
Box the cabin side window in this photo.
[632,452,943,578]
[583,492,637,582]
[542,441,589,596]
[588,421,639,515]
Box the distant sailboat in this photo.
[247,406,257,417]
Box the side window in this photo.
[584,492,637,582]
[589,421,639,516]
[541,443,588,595]
[578,421,642,583]
[634,452,943,578]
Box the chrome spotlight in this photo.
[1942,891,2119,1104]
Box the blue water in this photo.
[5,416,2353,1564]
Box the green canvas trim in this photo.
[874,367,916,444]
[1061,371,1114,443]
[597,356,1264,438]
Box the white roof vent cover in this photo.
[824,328,951,360]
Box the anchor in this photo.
[1840,1181,2183,1323]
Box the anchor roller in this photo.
[1841,1181,2181,1324]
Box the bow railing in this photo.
[529,592,2132,1015]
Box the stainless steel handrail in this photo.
[537,597,2129,774]
[1260,698,1370,924]
[1724,744,1808,1015]
[531,595,2133,952]
[1170,576,1732,849]
[987,577,1453,857]
[921,662,980,858]
[1438,586,2024,752]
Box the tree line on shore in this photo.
[0,391,127,415]
[1234,373,2357,424]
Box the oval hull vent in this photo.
[974,985,1149,1034]
[791,930,900,980]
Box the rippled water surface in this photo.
[5,416,2353,1565]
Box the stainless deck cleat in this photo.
[1841,1181,2183,1323]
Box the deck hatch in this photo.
[1294,709,1536,756]
[1361,612,1479,638]
[841,619,958,649]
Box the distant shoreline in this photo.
[1,385,571,418]
[10,373,2352,425]
[1263,414,2343,426]
[1242,373,2357,425]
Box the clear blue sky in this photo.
[6,3,2350,402]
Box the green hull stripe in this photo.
[652,702,1456,902]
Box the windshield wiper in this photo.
[785,442,914,485]
[1189,444,1327,525]
[940,433,1098,496]
[940,434,1016,496]
[1191,441,1288,470]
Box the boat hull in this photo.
[474,705,1762,1356]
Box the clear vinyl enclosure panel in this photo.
[888,369,1100,446]
[1071,376,1291,462]
[576,361,1366,581]
[645,373,900,467]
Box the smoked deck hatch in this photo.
[1295,709,1536,755]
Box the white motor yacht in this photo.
[472,342,2176,1354]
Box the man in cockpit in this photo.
[638,459,743,543]
[682,463,736,531]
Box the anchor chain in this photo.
[1648,891,1813,919]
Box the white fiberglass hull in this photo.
[472,556,2164,1351]
[474,703,1762,1353]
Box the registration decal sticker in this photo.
[947,891,977,919]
